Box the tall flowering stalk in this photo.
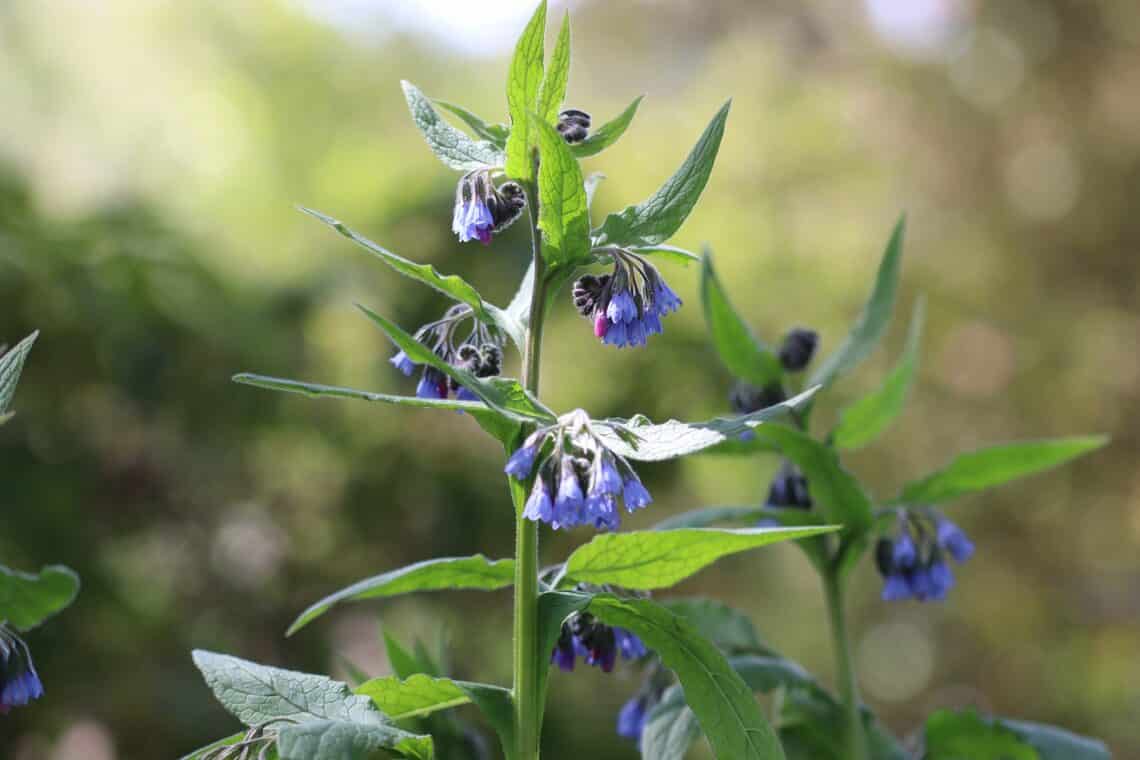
[188,4,1112,760]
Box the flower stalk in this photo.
[512,172,547,760]
[822,566,868,760]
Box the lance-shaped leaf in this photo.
[299,207,523,349]
[538,12,570,124]
[504,1,547,180]
[571,96,642,159]
[192,650,387,726]
[232,374,523,446]
[631,243,700,266]
[896,436,1108,505]
[593,387,817,461]
[588,595,785,760]
[356,674,472,720]
[701,250,782,387]
[0,563,80,632]
[433,100,509,148]
[355,305,555,425]
[832,296,925,450]
[746,425,874,531]
[288,555,514,636]
[658,598,767,653]
[809,215,906,390]
[0,331,38,424]
[592,100,730,247]
[535,117,591,265]
[559,526,837,590]
[653,505,825,531]
[277,720,433,760]
[402,81,503,171]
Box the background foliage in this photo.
[1,0,1137,757]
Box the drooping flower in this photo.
[616,695,650,741]
[778,327,820,372]
[572,251,681,348]
[550,612,647,673]
[505,410,652,531]
[766,460,812,510]
[452,172,526,244]
[387,304,506,402]
[875,509,975,602]
[0,627,44,714]
[556,108,591,143]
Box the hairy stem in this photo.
[823,568,868,760]
[512,173,547,760]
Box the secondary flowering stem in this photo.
[823,568,868,760]
[512,172,547,760]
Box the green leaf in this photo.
[0,563,80,632]
[0,331,38,424]
[277,720,432,760]
[571,96,642,159]
[653,505,822,531]
[746,425,874,531]
[641,684,703,760]
[1000,718,1110,760]
[560,526,838,590]
[535,117,591,266]
[354,305,555,426]
[778,686,908,760]
[298,205,513,332]
[231,374,522,447]
[701,250,782,387]
[356,674,471,720]
[401,81,503,171]
[458,682,517,760]
[433,100,509,148]
[925,710,1039,760]
[584,171,605,210]
[593,387,817,461]
[832,297,925,450]
[191,650,386,727]
[631,243,700,266]
[288,555,514,636]
[382,631,430,680]
[897,436,1108,504]
[588,595,784,760]
[658,598,766,653]
[504,1,547,181]
[538,12,570,124]
[592,100,730,247]
[809,216,906,390]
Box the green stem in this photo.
[512,175,547,760]
[823,568,868,760]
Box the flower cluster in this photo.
[505,410,651,531]
[551,611,647,673]
[572,251,682,348]
[875,510,976,602]
[0,626,43,714]
[451,171,526,244]
[556,108,591,143]
[389,304,504,400]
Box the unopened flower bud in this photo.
[778,327,819,372]
[557,108,592,143]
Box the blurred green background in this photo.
[2,0,1138,757]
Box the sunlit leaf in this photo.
[571,96,643,159]
[504,1,547,180]
[701,250,782,387]
[402,81,503,171]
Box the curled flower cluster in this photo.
[505,410,651,531]
[0,626,43,713]
[572,251,682,348]
[389,304,504,400]
[875,510,975,602]
[556,108,591,143]
[551,612,647,673]
[452,171,526,244]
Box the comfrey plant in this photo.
[186,5,1111,760]
[0,333,81,716]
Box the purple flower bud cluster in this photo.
[0,627,43,714]
[452,171,526,245]
[388,303,504,401]
[506,410,652,531]
[572,251,682,348]
[551,612,647,674]
[777,327,819,372]
[876,510,976,602]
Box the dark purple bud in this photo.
[778,327,819,372]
